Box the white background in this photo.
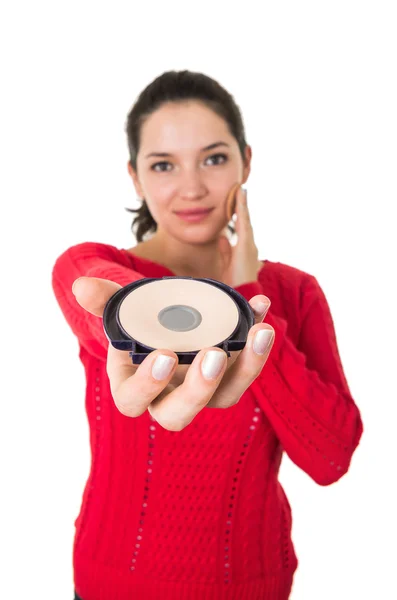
[1,1,396,598]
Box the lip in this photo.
[174,207,214,222]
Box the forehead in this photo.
[139,101,232,151]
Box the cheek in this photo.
[140,168,172,195]
[145,191,174,222]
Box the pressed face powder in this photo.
[117,278,240,352]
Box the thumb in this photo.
[72,277,122,317]
[217,235,232,270]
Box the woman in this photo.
[52,70,363,600]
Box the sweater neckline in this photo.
[120,248,269,280]
[120,249,178,277]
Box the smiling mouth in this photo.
[174,208,215,222]
[174,208,214,216]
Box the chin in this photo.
[177,224,224,245]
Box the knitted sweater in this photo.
[52,242,363,600]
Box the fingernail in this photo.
[253,329,274,355]
[253,301,269,315]
[201,351,226,380]
[152,355,176,380]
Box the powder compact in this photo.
[103,276,255,364]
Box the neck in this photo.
[132,230,227,279]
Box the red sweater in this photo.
[52,242,363,600]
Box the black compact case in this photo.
[103,276,255,365]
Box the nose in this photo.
[178,169,207,200]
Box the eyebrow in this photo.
[144,141,230,159]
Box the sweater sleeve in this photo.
[51,242,144,360]
[234,277,363,486]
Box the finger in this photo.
[217,235,232,271]
[72,277,122,317]
[147,348,228,431]
[249,294,271,324]
[206,324,275,408]
[235,187,254,237]
[107,347,178,418]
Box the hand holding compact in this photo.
[72,277,275,431]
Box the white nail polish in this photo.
[152,355,176,380]
[201,351,226,380]
[253,330,274,355]
[254,301,268,314]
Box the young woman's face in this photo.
[129,101,251,244]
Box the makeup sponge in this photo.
[226,183,241,221]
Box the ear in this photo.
[241,145,252,185]
[127,161,144,198]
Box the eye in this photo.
[205,153,228,166]
[150,153,228,173]
[151,161,172,173]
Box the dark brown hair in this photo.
[125,70,248,242]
